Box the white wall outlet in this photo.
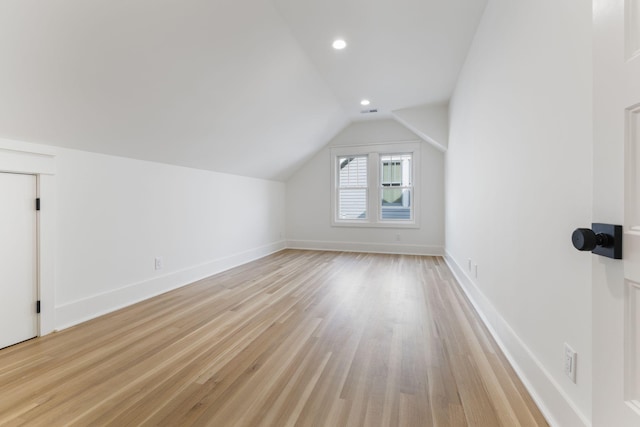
[154,256,163,271]
[468,259,472,271]
[564,343,577,383]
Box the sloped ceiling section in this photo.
[0,0,487,180]
[0,0,347,181]
[273,0,488,119]
[392,104,449,151]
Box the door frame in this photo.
[0,138,57,335]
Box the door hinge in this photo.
[36,198,41,211]
[36,300,41,314]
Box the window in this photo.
[337,156,368,220]
[331,142,420,228]
[381,154,412,220]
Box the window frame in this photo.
[330,141,421,228]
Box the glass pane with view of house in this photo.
[338,156,368,219]
[381,154,412,220]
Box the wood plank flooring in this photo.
[0,250,548,426]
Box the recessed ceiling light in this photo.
[360,99,371,106]
[332,39,347,50]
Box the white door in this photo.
[0,173,38,349]
[593,0,640,425]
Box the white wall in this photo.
[446,0,592,426]
[54,147,286,329]
[286,119,444,255]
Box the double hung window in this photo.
[380,154,412,220]
[331,142,420,228]
[337,156,368,220]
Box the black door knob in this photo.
[571,223,622,259]
[571,228,611,251]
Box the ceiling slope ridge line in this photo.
[391,104,449,152]
[268,0,347,117]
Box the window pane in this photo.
[337,155,367,220]
[382,161,401,185]
[381,188,411,220]
[339,189,367,219]
[338,156,367,187]
[380,155,411,186]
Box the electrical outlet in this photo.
[155,257,163,271]
[564,343,577,383]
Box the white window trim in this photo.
[330,141,421,229]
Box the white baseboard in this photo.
[444,252,591,427]
[286,239,444,256]
[55,240,287,331]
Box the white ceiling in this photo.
[0,0,487,180]
[274,0,488,118]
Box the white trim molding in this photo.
[444,251,591,427]
[287,239,443,256]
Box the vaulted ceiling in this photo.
[0,0,487,181]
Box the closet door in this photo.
[0,172,38,349]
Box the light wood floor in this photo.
[0,250,548,426]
